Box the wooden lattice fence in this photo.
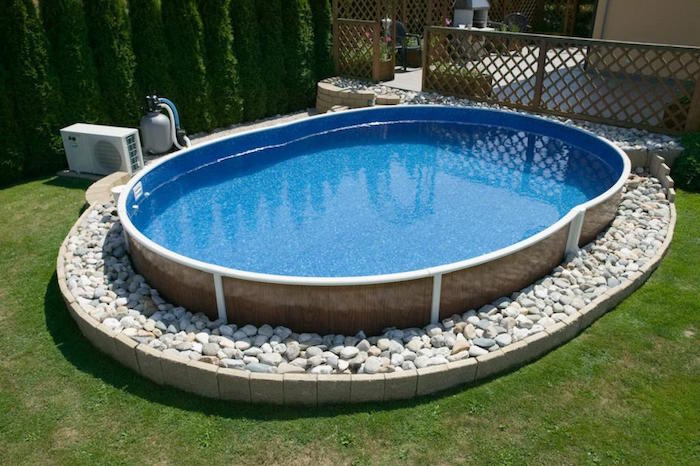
[423,27,700,133]
[332,0,397,80]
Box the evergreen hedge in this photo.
[40,0,104,125]
[128,0,175,100]
[310,0,334,81]
[83,0,138,126]
[282,0,317,111]
[162,0,211,132]
[0,0,63,179]
[0,0,334,184]
[255,0,288,116]
[230,0,267,121]
[0,61,25,186]
[199,0,243,127]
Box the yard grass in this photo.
[0,177,698,465]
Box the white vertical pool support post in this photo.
[213,273,227,323]
[430,273,442,324]
[565,208,586,257]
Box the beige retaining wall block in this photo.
[500,340,530,368]
[475,350,509,381]
[283,373,318,406]
[623,148,648,168]
[667,188,676,203]
[416,365,452,396]
[112,333,140,373]
[520,332,551,362]
[187,360,220,399]
[250,373,284,405]
[649,154,665,179]
[218,368,251,402]
[135,344,164,385]
[662,175,674,190]
[317,374,351,404]
[375,94,401,105]
[350,374,385,403]
[578,294,610,329]
[384,370,418,400]
[160,351,192,393]
[545,321,575,349]
[448,358,478,385]
[82,317,117,358]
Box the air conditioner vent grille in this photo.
[93,140,123,172]
[126,134,141,173]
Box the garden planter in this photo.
[375,60,395,81]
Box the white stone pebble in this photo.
[63,171,670,375]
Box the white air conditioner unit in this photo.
[60,123,144,176]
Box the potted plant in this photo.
[375,33,395,81]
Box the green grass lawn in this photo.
[0,177,698,465]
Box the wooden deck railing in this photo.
[422,27,700,133]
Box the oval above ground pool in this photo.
[118,106,630,334]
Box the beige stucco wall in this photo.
[593,0,700,47]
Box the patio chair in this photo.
[395,21,422,71]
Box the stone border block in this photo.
[623,148,648,168]
[187,359,220,398]
[135,344,164,385]
[500,340,529,368]
[112,333,140,373]
[521,332,551,361]
[474,350,508,380]
[250,373,284,405]
[384,370,418,400]
[283,373,318,406]
[350,374,385,403]
[578,294,609,329]
[317,374,351,404]
[159,351,192,393]
[218,368,251,402]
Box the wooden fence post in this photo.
[531,39,549,109]
[563,0,579,36]
[422,27,431,91]
[332,0,339,75]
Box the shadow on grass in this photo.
[43,175,93,191]
[44,272,477,420]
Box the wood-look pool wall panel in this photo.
[221,277,433,335]
[127,236,218,320]
[438,224,569,318]
[579,188,622,246]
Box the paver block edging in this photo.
[135,344,165,385]
[54,157,677,405]
[350,374,385,403]
[317,374,351,404]
[250,373,284,405]
[218,368,251,402]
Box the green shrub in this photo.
[282,0,317,111]
[310,0,334,81]
[672,133,700,192]
[40,0,104,125]
[128,0,175,99]
[0,62,25,186]
[162,0,211,132]
[83,0,138,126]
[230,0,267,120]
[0,0,63,178]
[199,0,243,127]
[255,0,288,115]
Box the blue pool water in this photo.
[128,111,620,277]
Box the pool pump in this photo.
[139,94,191,154]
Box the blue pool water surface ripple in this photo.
[131,121,618,277]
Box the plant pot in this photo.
[375,60,395,81]
[405,49,422,68]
